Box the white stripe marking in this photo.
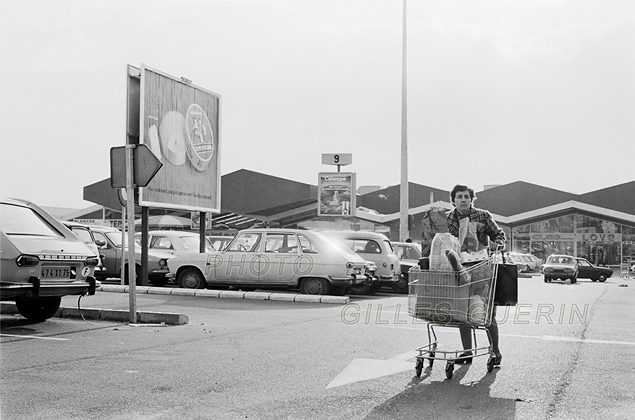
[1,334,69,341]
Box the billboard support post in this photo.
[125,144,137,324]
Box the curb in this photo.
[0,302,189,326]
[96,285,350,305]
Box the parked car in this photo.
[90,225,173,286]
[207,235,234,251]
[504,253,530,273]
[0,198,99,321]
[391,241,422,294]
[136,230,214,255]
[62,221,104,272]
[167,228,375,295]
[323,230,400,294]
[575,258,613,282]
[509,252,541,272]
[542,254,578,283]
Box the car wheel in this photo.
[123,265,142,285]
[178,268,206,289]
[393,275,409,294]
[591,278,598,282]
[348,283,372,295]
[570,276,577,284]
[330,285,347,296]
[598,274,607,282]
[150,277,169,287]
[15,297,62,321]
[544,276,550,283]
[301,278,329,295]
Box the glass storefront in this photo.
[511,213,634,267]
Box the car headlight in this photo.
[16,254,40,267]
[160,259,168,267]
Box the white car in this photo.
[322,230,401,294]
[166,228,375,295]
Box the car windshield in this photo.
[313,232,359,257]
[105,231,126,248]
[547,256,574,264]
[0,203,62,237]
[71,227,94,244]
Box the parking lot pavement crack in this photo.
[545,286,607,419]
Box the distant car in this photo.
[206,235,234,251]
[137,231,214,255]
[575,258,613,282]
[166,228,375,295]
[62,221,104,272]
[504,253,530,272]
[542,254,578,283]
[90,225,173,286]
[509,252,541,272]
[391,241,422,294]
[323,230,400,294]
[0,198,99,321]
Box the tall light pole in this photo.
[400,0,410,241]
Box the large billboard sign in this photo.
[137,64,221,213]
[318,172,356,217]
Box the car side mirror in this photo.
[95,239,106,247]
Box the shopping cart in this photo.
[408,256,498,379]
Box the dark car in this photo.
[542,254,578,283]
[575,258,613,282]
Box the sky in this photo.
[1,0,634,210]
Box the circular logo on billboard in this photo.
[185,104,214,172]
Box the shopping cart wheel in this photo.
[415,358,424,377]
[445,362,454,379]
[429,352,435,367]
[487,356,495,373]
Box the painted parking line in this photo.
[0,334,69,341]
[504,334,635,346]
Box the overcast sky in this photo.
[1,0,633,210]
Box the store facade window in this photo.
[511,213,634,266]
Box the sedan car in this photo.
[508,252,541,272]
[391,241,422,294]
[323,230,400,294]
[137,230,214,255]
[62,221,104,272]
[90,225,173,286]
[575,258,613,282]
[167,228,375,295]
[0,198,99,321]
[542,254,578,283]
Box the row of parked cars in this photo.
[2,196,619,321]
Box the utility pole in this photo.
[400,0,410,241]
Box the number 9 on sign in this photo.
[321,153,352,166]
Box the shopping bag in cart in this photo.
[494,263,518,306]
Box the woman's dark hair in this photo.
[450,184,475,202]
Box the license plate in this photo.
[42,266,71,279]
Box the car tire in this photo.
[348,283,373,295]
[570,276,577,284]
[300,278,329,295]
[178,268,206,289]
[544,276,550,283]
[15,296,62,321]
[150,277,169,287]
[598,274,607,282]
[123,264,142,286]
[330,285,347,296]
